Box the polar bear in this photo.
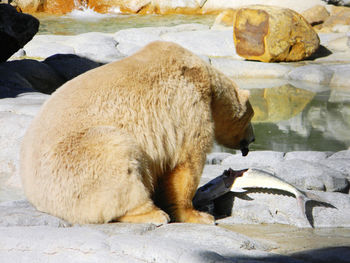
[20,41,254,225]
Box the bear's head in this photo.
[210,70,255,156]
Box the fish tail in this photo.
[296,194,313,227]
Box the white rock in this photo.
[68,32,124,63]
[114,24,209,56]
[221,151,285,170]
[327,36,350,52]
[287,64,334,85]
[0,200,70,227]
[23,35,74,59]
[161,29,241,58]
[329,63,350,87]
[210,59,292,78]
[318,32,348,46]
[202,0,326,13]
[0,93,48,202]
[217,190,350,228]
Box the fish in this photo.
[193,168,328,227]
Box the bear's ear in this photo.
[238,89,250,105]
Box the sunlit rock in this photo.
[320,6,350,32]
[202,0,326,14]
[301,5,330,26]
[211,9,236,29]
[233,5,320,62]
[0,93,48,202]
[287,64,334,85]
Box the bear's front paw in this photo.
[118,208,170,226]
[176,208,215,224]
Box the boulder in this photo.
[233,5,320,62]
[212,9,236,29]
[0,3,39,62]
[320,6,350,32]
[301,5,330,26]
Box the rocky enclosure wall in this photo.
[5,0,329,15]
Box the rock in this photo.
[202,0,326,13]
[301,5,330,26]
[327,35,350,51]
[68,32,124,63]
[161,29,240,58]
[23,35,75,59]
[212,9,236,29]
[221,151,285,170]
[206,152,233,164]
[0,59,65,95]
[321,6,350,32]
[210,59,292,78]
[113,24,209,56]
[0,71,36,98]
[287,64,334,85]
[0,93,48,202]
[233,5,320,62]
[217,190,350,228]
[43,54,102,82]
[329,63,350,86]
[0,200,71,227]
[0,3,39,62]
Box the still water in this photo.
[35,11,350,152]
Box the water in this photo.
[35,11,350,152]
[36,12,216,35]
[220,224,350,255]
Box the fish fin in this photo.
[230,187,248,193]
[304,191,336,208]
[296,195,313,228]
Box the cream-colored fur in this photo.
[20,41,254,224]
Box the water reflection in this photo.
[216,83,350,153]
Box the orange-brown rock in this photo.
[212,9,236,28]
[87,0,204,14]
[301,5,330,26]
[233,5,320,62]
[43,0,75,14]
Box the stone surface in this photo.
[301,5,330,26]
[0,59,65,96]
[210,59,292,78]
[0,93,48,202]
[202,0,326,13]
[320,6,350,32]
[233,5,320,62]
[287,64,334,85]
[43,54,102,82]
[212,9,236,29]
[0,3,39,62]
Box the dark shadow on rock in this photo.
[306,45,333,61]
[43,54,103,82]
[203,246,350,263]
[197,189,336,226]
[305,199,337,228]
[0,54,103,98]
